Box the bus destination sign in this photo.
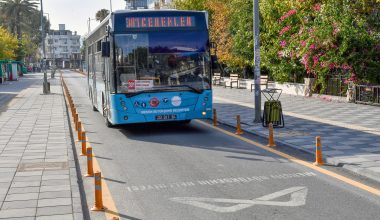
[126,16,196,29]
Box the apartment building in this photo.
[45,24,81,69]
[153,0,172,9]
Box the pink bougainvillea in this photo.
[280,40,287,47]
[279,9,297,22]
[312,4,321,12]
[312,55,319,67]
[341,64,352,70]
[279,26,291,36]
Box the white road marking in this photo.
[170,186,308,213]
[126,172,316,192]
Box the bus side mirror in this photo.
[101,42,110,57]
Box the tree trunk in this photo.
[16,11,21,40]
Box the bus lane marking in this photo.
[170,186,308,213]
[125,172,316,192]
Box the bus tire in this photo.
[103,103,113,128]
[90,90,97,111]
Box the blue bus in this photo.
[85,10,213,126]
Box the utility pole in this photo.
[40,0,46,71]
[40,0,49,94]
[253,0,261,123]
[88,17,91,33]
[109,0,113,12]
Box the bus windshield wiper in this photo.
[168,85,203,94]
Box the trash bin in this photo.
[262,89,285,128]
[22,66,27,75]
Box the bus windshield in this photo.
[115,31,211,94]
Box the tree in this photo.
[229,0,254,71]
[95,9,109,22]
[0,0,38,40]
[173,0,205,10]
[0,26,18,59]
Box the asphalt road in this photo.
[63,70,380,220]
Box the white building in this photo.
[45,24,81,69]
[125,0,148,9]
[153,0,172,9]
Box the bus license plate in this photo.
[155,115,177,120]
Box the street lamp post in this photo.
[253,0,261,123]
[87,18,97,34]
[40,0,50,93]
[40,0,45,71]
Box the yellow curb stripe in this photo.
[91,150,120,220]
[196,120,380,197]
[61,77,120,220]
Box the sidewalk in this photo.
[0,73,83,219]
[213,86,380,182]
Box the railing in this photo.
[355,85,380,106]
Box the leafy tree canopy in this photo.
[96,9,110,22]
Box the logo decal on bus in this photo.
[171,96,182,107]
[150,97,160,108]
[128,80,135,91]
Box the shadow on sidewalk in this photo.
[213,102,380,167]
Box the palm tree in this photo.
[95,9,110,22]
[0,0,38,39]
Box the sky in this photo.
[43,0,155,37]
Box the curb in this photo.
[216,118,380,184]
[59,72,88,220]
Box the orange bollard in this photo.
[213,109,218,126]
[313,136,324,166]
[72,108,76,120]
[74,113,79,130]
[77,121,82,141]
[81,131,87,156]
[71,103,75,113]
[267,123,276,147]
[85,147,94,177]
[235,115,243,135]
[91,171,105,211]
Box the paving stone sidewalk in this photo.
[0,73,84,220]
[213,86,380,182]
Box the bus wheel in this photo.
[90,91,97,111]
[102,105,113,128]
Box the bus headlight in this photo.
[202,111,206,116]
